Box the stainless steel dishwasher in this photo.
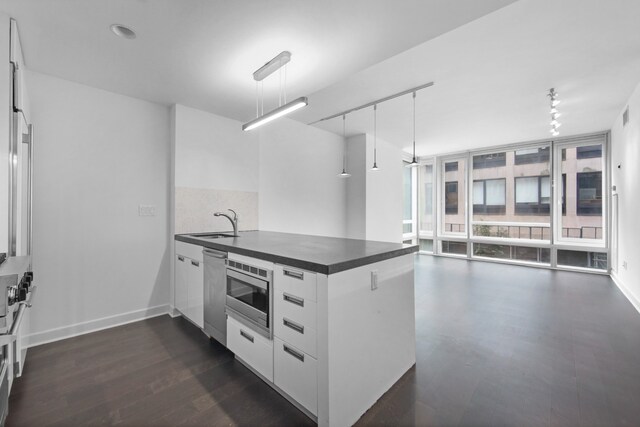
[203,248,228,346]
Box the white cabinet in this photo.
[274,337,318,416]
[186,258,204,328]
[175,254,189,316]
[273,264,318,415]
[227,316,273,382]
[174,242,204,328]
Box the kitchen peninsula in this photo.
[175,231,418,427]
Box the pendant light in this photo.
[338,114,351,178]
[371,104,380,171]
[407,91,419,168]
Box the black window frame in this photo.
[473,178,506,215]
[445,181,458,215]
[576,145,602,159]
[444,161,458,172]
[514,147,550,165]
[577,171,602,216]
[473,152,506,169]
[514,175,551,215]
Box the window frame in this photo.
[514,175,551,215]
[472,178,506,215]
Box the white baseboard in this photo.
[24,304,171,349]
[611,272,640,315]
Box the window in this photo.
[418,164,434,233]
[441,240,467,255]
[557,250,607,270]
[576,145,602,159]
[514,147,550,165]
[515,176,550,215]
[577,172,602,216]
[558,142,604,243]
[445,161,458,172]
[473,179,506,214]
[473,152,506,169]
[403,161,416,242]
[473,243,550,264]
[445,182,458,214]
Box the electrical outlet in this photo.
[623,261,628,270]
[371,270,378,291]
[138,204,156,216]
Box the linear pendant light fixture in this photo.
[406,92,419,168]
[371,104,379,171]
[338,114,351,178]
[242,51,308,131]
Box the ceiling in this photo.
[2,0,640,156]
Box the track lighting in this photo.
[548,88,561,137]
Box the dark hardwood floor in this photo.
[8,255,640,426]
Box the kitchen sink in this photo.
[190,232,236,239]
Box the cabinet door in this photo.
[187,258,204,328]
[175,254,189,316]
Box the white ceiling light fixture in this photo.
[406,92,419,168]
[242,51,308,131]
[371,104,380,171]
[110,24,136,39]
[548,88,561,137]
[338,114,351,178]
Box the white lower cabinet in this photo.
[274,337,318,416]
[227,316,273,382]
[175,242,204,328]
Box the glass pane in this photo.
[559,144,604,241]
[403,163,412,221]
[419,164,434,232]
[473,243,550,264]
[557,250,607,270]
[419,239,433,252]
[403,223,412,234]
[472,147,550,240]
[443,158,466,234]
[441,240,467,255]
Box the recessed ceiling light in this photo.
[110,24,136,39]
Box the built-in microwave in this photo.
[225,259,273,339]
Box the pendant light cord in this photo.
[412,91,417,162]
[374,105,377,163]
[342,114,347,171]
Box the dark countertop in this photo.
[175,231,418,275]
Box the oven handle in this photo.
[227,268,269,291]
[0,285,36,346]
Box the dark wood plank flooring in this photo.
[8,256,640,426]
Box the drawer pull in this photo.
[191,260,200,267]
[283,269,304,280]
[178,256,185,262]
[283,293,304,307]
[283,344,305,362]
[283,318,304,334]
[240,330,254,343]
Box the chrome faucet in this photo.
[214,209,239,237]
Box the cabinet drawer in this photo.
[274,338,317,416]
[274,292,317,358]
[175,241,204,263]
[227,316,273,382]
[274,265,317,302]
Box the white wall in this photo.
[173,104,259,234]
[365,135,403,243]
[26,70,172,346]
[346,135,366,239]
[0,14,10,254]
[611,81,640,312]
[258,118,347,238]
[345,133,404,243]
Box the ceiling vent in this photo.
[623,106,629,127]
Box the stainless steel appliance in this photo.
[203,248,227,346]
[0,255,35,425]
[225,259,273,338]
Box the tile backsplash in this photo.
[175,187,258,234]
